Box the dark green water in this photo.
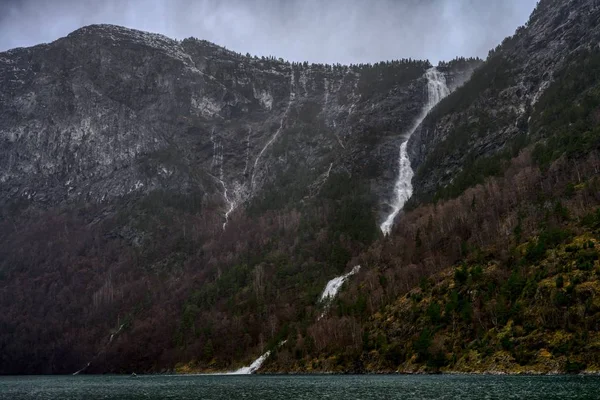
[1,374,599,399]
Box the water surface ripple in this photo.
[1,374,599,400]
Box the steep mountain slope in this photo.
[0,25,478,374]
[0,24,469,218]
[260,0,600,374]
[265,148,600,373]
[408,0,600,202]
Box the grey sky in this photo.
[0,0,538,64]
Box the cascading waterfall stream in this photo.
[318,265,361,319]
[228,265,362,374]
[211,68,447,374]
[380,67,450,236]
[320,265,362,302]
[72,323,126,375]
[218,179,236,231]
[209,127,239,231]
[228,351,272,375]
[227,341,287,375]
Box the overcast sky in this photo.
[0,0,538,64]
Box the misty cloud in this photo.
[0,0,537,64]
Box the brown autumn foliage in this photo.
[0,146,598,374]
[272,149,600,365]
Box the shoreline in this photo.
[4,371,600,377]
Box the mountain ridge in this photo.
[0,22,479,226]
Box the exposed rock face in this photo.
[408,0,600,199]
[0,23,485,375]
[0,25,477,223]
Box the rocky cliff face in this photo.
[408,0,600,200]
[258,0,600,375]
[0,23,485,374]
[0,24,477,225]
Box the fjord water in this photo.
[2,375,600,400]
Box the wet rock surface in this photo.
[0,24,475,220]
[408,0,600,200]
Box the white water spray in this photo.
[319,265,361,319]
[243,128,252,176]
[380,67,450,236]
[320,265,361,302]
[227,265,362,373]
[217,178,236,231]
[228,341,287,375]
[209,127,239,231]
[228,351,270,375]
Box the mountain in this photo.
[0,24,477,217]
[409,0,600,202]
[1,0,599,375]
[261,0,600,374]
[0,23,478,374]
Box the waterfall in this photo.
[228,351,271,375]
[228,341,287,375]
[318,265,361,319]
[320,265,362,302]
[209,127,238,231]
[217,177,236,231]
[227,266,362,374]
[380,67,450,236]
[230,265,362,373]
[72,323,126,375]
